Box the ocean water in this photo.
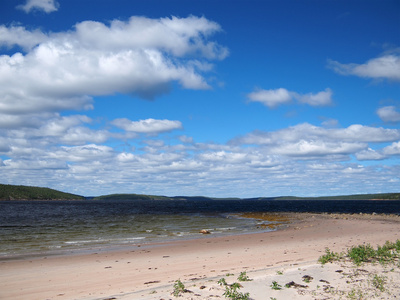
[1,199,399,258]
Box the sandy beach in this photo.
[1,213,400,300]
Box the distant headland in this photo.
[1,183,399,201]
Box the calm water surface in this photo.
[1,199,399,258]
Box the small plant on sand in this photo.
[371,274,386,292]
[319,240,400,267]
[347,244,376,265]
[223,282,250,300]
[318,248,341,264]
[218,278,228,286]
[276,270,283,275]
[270,281,282,290]
[347,288,365,300]
[375,240,400,264]
[172,279,186,297]
[237,271,252,281]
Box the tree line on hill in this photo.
[0,183,399,201]
[0,184,84,200]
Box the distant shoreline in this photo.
[1,183,400,201]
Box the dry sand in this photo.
[1,213,399,300]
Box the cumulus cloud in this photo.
[295,88,333,106]
[269,140,365,157]
[383,142,400,156]
[2,120,400,197]
[0,26,48,50]
[111,118,183,134]
[377,106,400,123]
[247,88,292,108]
[49,144,114,163]
[355,148,386,161]
[231,123,400,159]
[328,54,400,81]
[233,123,400,145]
[0,16,228,121]
[247,88,333,108]
[17,0,59,13]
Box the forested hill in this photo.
[0,183,399,201]
[0,184,84,200]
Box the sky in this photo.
[0,0,399,198]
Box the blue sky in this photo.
[0,0,399,197]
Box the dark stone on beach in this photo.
[144,280,160,284]
[320,279,330,284]
[285,281,308,288]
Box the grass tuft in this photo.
[318,248,341,264]
[172,279,186,297]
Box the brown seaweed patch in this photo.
[233,212,292,229]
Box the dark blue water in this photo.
[1,199,399,257]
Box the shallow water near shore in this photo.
[1,199,400,258]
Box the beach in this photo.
[1,213,400,300]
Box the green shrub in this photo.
[347,244,376,265]
[237,271,252,281]
[223,282,250,300]
[270,281,282,290]
[318,248,341,264]
[172,279,185,297]
[218,278,228,286]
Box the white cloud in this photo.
[0,26,48,50]
[377,106,400,123]
[328,54,400,81]
[230,123,400,162]
[0,16,227,121]
[4,159,66,170]
[38,115,91,137]
[233,123,400,146]
[50,144,114,163]
[247,88,333,108]
[269,140,365,157]
[16,0,59,14]
[74,16,228,59]
[2,123,399,197]
[247,88,292,108]
[355,148,386,161]
[179,135,194,144]
[112,118,183,134]
[328,124,400,142]
[383,142,400,156]
[295,88,333,106]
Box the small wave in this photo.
[216,227,236,231]
[48,245,62,249]
[125,237,146,240]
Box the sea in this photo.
[1,199,400,259]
